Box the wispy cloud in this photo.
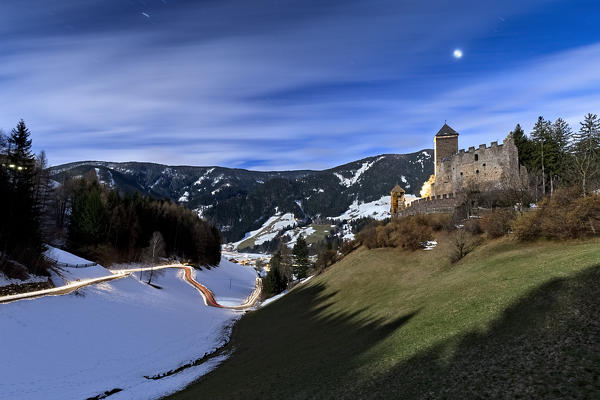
[0,0,597,169]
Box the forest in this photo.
[0,120,221,279]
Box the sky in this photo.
[1,0,600,170]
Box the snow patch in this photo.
[333,158,382,187]
[178,191,190,203]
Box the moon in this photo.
[453,49,463,59]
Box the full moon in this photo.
[453,49,463,59]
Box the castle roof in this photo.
[435,123,459,137]
[391,184,405,194]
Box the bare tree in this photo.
[144,231,166,284]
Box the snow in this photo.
[45,246,95,266]
[284,226,316,248]
[260,275,313,307]
[0,250,257,400]
[271,213,296,231]
[333,157,383,187]
[193,168,215,186]
[194,204,213,218]
[333,196,391,221]
[178,191,190,203]
[423,240,438,251]
[193,260,257,307]
[0,272,47,286]
[230,213,297,250]
[333,194,419,222]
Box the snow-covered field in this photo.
[0,250,257,400]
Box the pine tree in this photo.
[570,113,600,195]
[263,250,287,297]
[530,116,560,196]
[550,118,573,189]
[4,120,45,272]
[292,235,310,279]
[510,124,533,169]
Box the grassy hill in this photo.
[166,235,600,399]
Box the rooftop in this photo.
[391,184,405,193]
[435,123,459,137]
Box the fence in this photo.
[44,255,97,268]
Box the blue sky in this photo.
[1,0,600,170]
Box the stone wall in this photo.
[434,135,458,176]
[396,195,458,217]
[432,136,522,197]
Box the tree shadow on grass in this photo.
[350,264,600,399]
[168,265,600,400]
[166,282,419,400]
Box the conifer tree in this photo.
[510,124,533,169]
[531,116,560,196]
[292,235,310,279]
[5,120,45,271]
[570,113,600,195]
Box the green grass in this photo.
[167,236,600,399]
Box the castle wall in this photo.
[432,136,521,197]
[397,195,457,217]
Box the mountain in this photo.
[49,150,433,243]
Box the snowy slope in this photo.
[333,194,419,222]
[0,251,257,400]
[232,212,297,250]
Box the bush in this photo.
[359,216,434,251]
[464,218,482,235]
[449,229,482,263]
[357,224,379,249]
[480,209,516,239]
[512,211,541,241]
[512,188,600,241]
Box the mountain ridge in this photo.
[49,150,434,242]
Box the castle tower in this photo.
[434,123,459,177]
[390,184,406,215]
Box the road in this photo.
[0,264,261,308]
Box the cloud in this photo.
[0,0,597,170]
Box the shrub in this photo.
[512,188,600,241]
[512,211,541,241]
[423,213,452,232]
[480,209,516,239]
[357,224,378,249]
[449,229,482,263]
[464,218,483,235]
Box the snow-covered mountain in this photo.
[50,150,433,243]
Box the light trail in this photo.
[0,264,261,309]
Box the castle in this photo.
[391,123,525,215]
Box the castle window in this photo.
[476,169,479,174]
[474,154,479,161]
[460,172,463,176]
[483,163,486,167]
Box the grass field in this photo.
[167,235,600,399]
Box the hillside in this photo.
[49,151,433,242]
[166,236,600,399]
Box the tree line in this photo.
[67,177,221,266]
[0,121,48,275]
[511,113,600,197]
[1,120,222,279]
